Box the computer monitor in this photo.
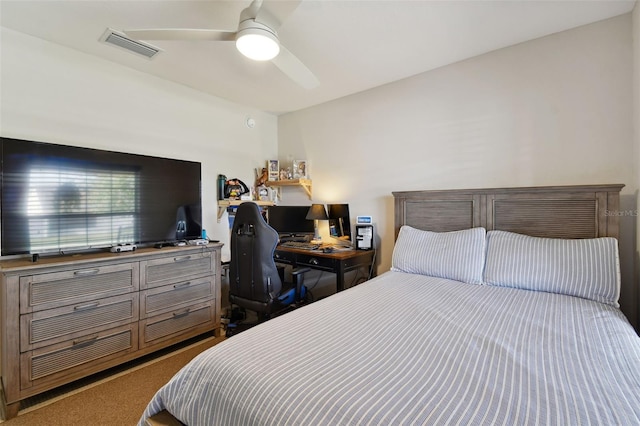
[328,204,351,242]
[267,205,315,239]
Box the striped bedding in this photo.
[139,271,640,425]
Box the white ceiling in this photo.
[1,0,636,114]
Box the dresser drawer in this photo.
[19,262,138,314]
[20,293,139,352]
[342,251,374,268]
[273,250,295,264]
[21,323,137,389]
[294,254,336,272]
[274,250,337,271]
[141,251,214,289]
[140,277,214,319]
[139,301,215,349]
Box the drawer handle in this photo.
[173,282,191,289]
[173,255,192,263]
[72,335,98,347]
[274,254,281,259]
[74,268,100,276]
[74,302,100,311]
[173,308,191,318]
[309,258,319,265]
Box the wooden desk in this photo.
[274,247,375,292]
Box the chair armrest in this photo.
[291,267,310,276]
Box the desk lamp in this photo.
[306,204,328,244]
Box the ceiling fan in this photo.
[124,0,318,89]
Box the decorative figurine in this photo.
[255,167,269,188]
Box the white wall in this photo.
[279,15,638,328]
[0,28,279,260]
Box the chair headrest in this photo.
[232,202,278,243]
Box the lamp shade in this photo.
[306,204,328,221]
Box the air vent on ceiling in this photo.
[100,28,162,59]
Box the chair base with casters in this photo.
[226,202,310,336]
[226,267,309,337]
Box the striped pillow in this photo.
[391,226,486,284]
[484,230,620,306]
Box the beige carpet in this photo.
[1,334,223,425]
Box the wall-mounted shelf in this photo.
[216,179,312,222]
[265,178,312,200]
[217,200,274,222]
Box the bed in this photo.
[139,184,640,425]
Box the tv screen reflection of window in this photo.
[0,137,202,256]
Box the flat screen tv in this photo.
[0,137,202,256]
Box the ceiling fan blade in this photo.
[272,45,319,89]
[124,29,236,42]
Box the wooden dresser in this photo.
[0,243,222,419]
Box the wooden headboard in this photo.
[393,184,624,240]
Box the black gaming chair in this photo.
[228,202,309,325]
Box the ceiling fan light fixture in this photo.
[236,23,280,61]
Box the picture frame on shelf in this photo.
[257,185,269,201]
[293,160,307,179]
[267,160,279,180]
[269,187,279,203]
[279,168,289,181]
